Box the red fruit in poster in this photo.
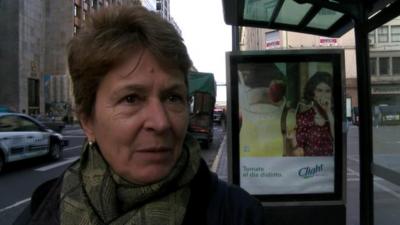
[268,81,286,103]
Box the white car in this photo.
[0,113,68,173]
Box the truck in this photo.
[188,72,216,149]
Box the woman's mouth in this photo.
[134,147,174,162]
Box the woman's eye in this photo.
[123,94,138,104]
[167,94,186,103]
[167,95,182,102]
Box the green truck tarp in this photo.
[188,72,216,97]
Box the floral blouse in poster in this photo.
[295,107,334,156]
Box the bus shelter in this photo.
[221,1,400,225]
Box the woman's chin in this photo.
[118,163,173,185]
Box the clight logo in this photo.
[298,164,324,179]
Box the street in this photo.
[346,125,400,225]
[0,126,85,225]
[0,123,224,225]
[1,124,400,225]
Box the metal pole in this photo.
[232,25,240,52]
[353,2,374,225]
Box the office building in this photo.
[0,0,165,116]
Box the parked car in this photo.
[0,105,14,113]
[35,115,66,133]
[374,105,400,126]
[0,112,68,173]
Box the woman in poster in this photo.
[293,71,334,156]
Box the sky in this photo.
[170,0,231,102]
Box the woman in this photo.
[14,6,264,225]
[294,72,334,156]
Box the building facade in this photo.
[0,0,171,117]
[0,0,46,114]
[156,0,170,20]
[369,17,400,107]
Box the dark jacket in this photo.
[14,160,265,225]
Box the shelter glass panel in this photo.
[372,18,400,225]
[307,8,343,30]
[243,0,278,22]
[275,0,312,25]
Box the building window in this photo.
[378,26,389,43]
[368,31,375,44]
[391,25,400,42]
[393,57,400,75]
[370,58,377,76]
[74,4,81,17]
[28,78,40,109]
[74,25,78,35]
[379,57,389,75]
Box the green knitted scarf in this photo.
[60,135,201,225]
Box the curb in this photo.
[211,135,226,172]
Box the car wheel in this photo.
[49,143,63,161]
[0,153,4,173]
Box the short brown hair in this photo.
[68,6,192,120]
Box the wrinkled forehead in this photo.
[115,49,187,88]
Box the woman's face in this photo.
[81,50,189,184]
[313,82,332,108]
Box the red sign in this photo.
[266,40,280,48]
[320,38,337,46]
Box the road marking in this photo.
[348,155,359,163]
[347,168,359,176]
[0,198,31,213]
[347,177,383,182]
[211,135,226,172]
[374,181,400,199]
[35,156,79,171]
[346,167,400,199]
[64,145,82,152]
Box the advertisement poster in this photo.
[238,61,336,195]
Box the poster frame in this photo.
[226,49,346,203]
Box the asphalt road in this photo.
[0,123,224,225]
[346,125,400,225]
[3,124,400,225]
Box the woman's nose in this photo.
[143,99,171,132]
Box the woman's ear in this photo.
[80,114,96,142]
